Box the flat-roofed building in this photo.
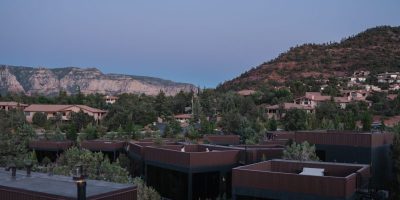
[126,140,177,177]
[203,134,240,145]
[144,144,240,200]
[80,140,127,161]
[294,130,393,189]
[234,144,284,165]
[0,167,137,200]
[29,140,74,162]
[232,159,370,200]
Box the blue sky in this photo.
[0,1,399,88]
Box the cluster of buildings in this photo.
[349,71,400,91]
[265,91,372,119]
[0,127,395,200]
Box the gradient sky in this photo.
[0,1,399,88]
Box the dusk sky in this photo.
[0,1,399,88]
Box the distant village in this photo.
[237,71,400,128]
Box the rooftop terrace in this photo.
[233,159,370,199]
[144,144,240,170]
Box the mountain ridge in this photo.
[0,65,197,96]
[218,25,400,90]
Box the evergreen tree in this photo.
[283,109,307,131]
[32,112,48,127]
[361,111,372,131]
[283,141,319,161]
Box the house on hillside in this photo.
[237,89,256,96]
[294,92,331,108]
[387,94,398,101]
[0,101,28,111]
[265,103,314,119]
[174,113,192,123]
[365,84,382,92]
[104,95,118,104]
[349,70,370,83]
[294,91,370,110]
[332,96,351,109]
[24,104,107,122]
[341,90,369,100]
[377,72,400,84]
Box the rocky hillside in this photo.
[0,65,197,96]
[219,26,400,90]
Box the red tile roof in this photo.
[174,114,192,119]
[237,89,256,96]
[24,104,106,113]
[333,97,351,103]
[266,103,314,110]
[387,94,398,101]
[0,101,28,107]
[305,92,331,101]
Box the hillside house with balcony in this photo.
[265,103,314,119]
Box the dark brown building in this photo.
[144,144,240,200]
[29,140,74,162]
[203,134,241,145]
[80,140,127,161]
[294,131,393,189]
[232,159,370,200]
[0,167,137,200]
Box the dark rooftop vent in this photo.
[73,164,88,200]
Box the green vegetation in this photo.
[283,141,319,161]
[51,147,130,183]
[134,177,161,200]
[0,109,35,167]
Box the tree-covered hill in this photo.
[219,26,400,91]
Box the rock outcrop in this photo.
[0,65,196,96]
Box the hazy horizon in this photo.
[0,0,399,88]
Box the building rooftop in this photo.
[0,101,28,107]
[266,103,314,110]
[237,89,256,96]
[80,140,126,151]
[24,104,106,113]
[174,113,192,119]
[144,144,239,170]
[0,168,136,199]
[29,140,74,151]
[304,92,331,101]
[294,130,393,147]
[233,159,370,199]
[203,134,240,145]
